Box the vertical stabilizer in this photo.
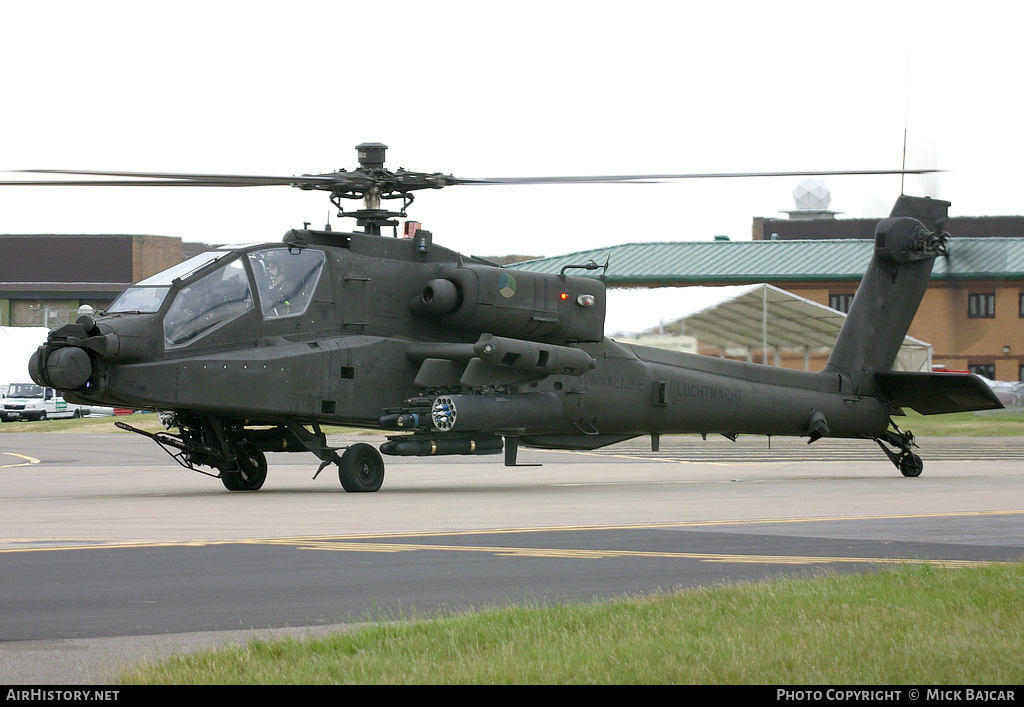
[824,200,948,394]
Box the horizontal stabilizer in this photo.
[874,371,1003,415]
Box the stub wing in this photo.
[875,371,1004,415]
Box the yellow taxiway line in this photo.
[0,452,40,469]
[1,510,1020,568]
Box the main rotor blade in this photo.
[0,167,942,189]
[0,178,288,187]
[449,169,942,185]
[0,169,339,187]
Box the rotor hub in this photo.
[356,142,388,170]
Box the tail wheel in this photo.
[338,443,385,492]
[221,441,268,491]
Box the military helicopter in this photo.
[4,143,1001,492]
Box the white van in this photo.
[0,382,93,422]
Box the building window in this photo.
[968,293,995,318]
[969,364,995,380]
[1019,293,1024,317]
[829,293,855,313]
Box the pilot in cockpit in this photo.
[264,257,291,316]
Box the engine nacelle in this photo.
[409,278,461,315]
[410,265,606,343]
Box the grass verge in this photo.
[5,409,1024,436]
[0,413,372,436]
[117,563,1024,685]
[892,409,1024,437]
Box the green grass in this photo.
[116,563,1024,684]
[6,408,1024,436]
[0,414,373,435]
[893,409,1024,436]
[0,413,166,434]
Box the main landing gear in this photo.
[220,441,268,491]
[337,443,385,492]
[875,420,924,477]
[117,415,386,492]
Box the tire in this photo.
[221,441,268,491]
[338,443,385,492]
[898,452,923,478]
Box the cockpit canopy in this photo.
[107,246,326,348]
[107,247,236,315]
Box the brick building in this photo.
[0,234,200,328]
[509,231,1024,381]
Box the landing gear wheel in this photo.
[877,422,924,478]
[221,441,268,491]
[338,443,384,492]
[898,451,923,478]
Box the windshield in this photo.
[108,286,170,313]
[6,383,44,398]
[164,257,253,347]
[108,248,240,314]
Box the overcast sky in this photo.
[1,1,1020,258]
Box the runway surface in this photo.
[1,430,1022,683]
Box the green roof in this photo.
[507,238,1024,285]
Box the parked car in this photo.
[0,382,93,421]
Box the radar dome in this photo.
[793,178,832,211]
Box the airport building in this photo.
[0,234,202,328]
[511,183,1024,381]
[510,236,1024,380]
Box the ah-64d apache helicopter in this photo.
[5,143,1002,492]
